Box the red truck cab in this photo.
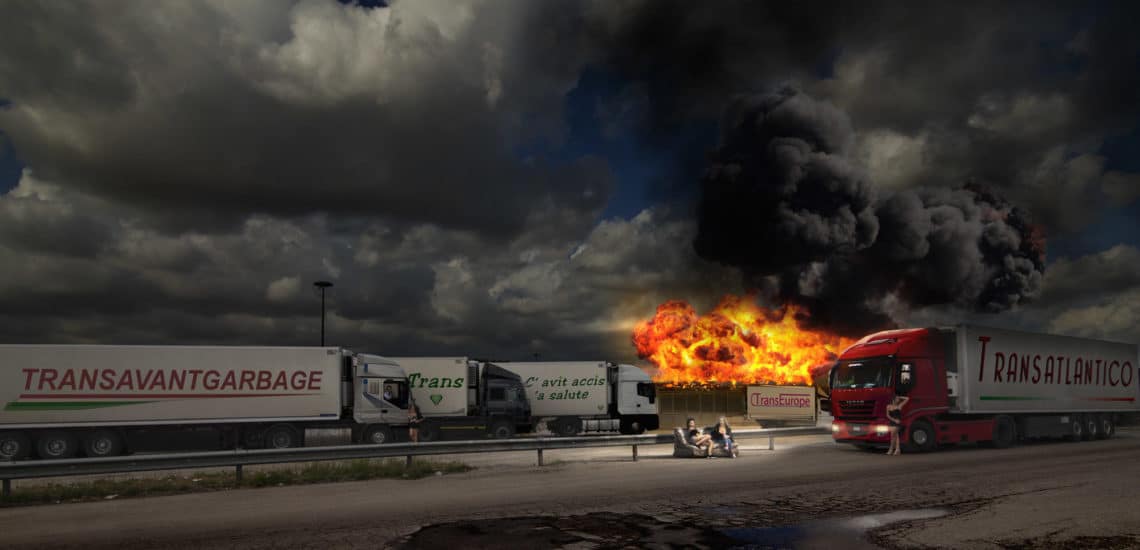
[828,327,996,451]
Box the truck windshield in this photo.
[831,357,894,389]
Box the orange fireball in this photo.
[632,295,856,386]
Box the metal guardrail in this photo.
[0,426,827,497]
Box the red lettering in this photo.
[203,370,221,390]
[257,371,273,390]
[1032,355,1042,383]
[116,370,134,391]
[1065,358,1073,385]
[1084,361,1093,386]
[21,368,38,390]
[40,369,59,391]
[291,371,307,390]
[994,352,1006,382]
[272,371,288,390]
[1108,361,1119,387]
[308,371,323,390]
[1096,359,1104,386]
[151,370,166,391]
[99,369,116,390]
[1019,355,1030,382]
[1122,361,1134,387]
[188,370,204,389]
[137,370,155,390]
[1045,357,1055,383]
[58,369,76,390]
[977,336,991,381]
[169,370,186,390]
[1006,353,1018,382]
[79,369,98,390]
[239,370,255,390]
[1074,359,1084,384]
[221,371,237,390]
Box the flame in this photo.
[632,295,856,386]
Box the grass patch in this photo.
[0,458,473,508]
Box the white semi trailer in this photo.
[493,361,660,436]
[0,346,531,460]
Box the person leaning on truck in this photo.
[408,399,424,443]
[885,394,910,456]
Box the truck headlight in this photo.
[874,425,889,434]
[831,422,841,433]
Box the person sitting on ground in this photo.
[711,416,738,458]
[685,417,714,457]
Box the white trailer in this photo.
[495,361,660,436]
[954,325,1139,414]
[746,385,817,426]
[0,345,496,461]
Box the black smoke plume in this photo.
[694,88,1046,336]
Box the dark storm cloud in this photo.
[0,0,1136,354]
[0,1,609,237]
[693,89,1046,336]
[582,0,1140,234]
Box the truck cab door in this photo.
[355,377,408,424]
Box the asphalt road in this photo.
[3,431,1139,549]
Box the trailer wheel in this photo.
[489,419,515,439]
[1099,416,1115,440]
[36,431,78,459]
[0,431,32,461]
[1083,415,1099,441]
[991,416,1017,449]
[263,424,302,449]
[1066,416,1084,442]
[905,420,936,453]
[362,425,391,445]
[82,430,124,458]
[555,418,580,437]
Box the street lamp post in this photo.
[313,281,333,346]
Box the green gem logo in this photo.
[430,394,443,405]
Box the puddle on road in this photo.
[392,508,948,549]
[721,508,949,550]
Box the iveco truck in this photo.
[827,326,1139,452]
[493,361,659,436]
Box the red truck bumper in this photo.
[830,419,893,444]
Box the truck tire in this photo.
[418,422,441,442]
[620,418,646,435]
[36,431,78,459]
[489,419,515,439]
[555,418,580,437]
[1066,416,1084,442]
[263,424,302,449]
[991,415,1017,449]
[1099,415,1115,440]
[362,425,391,445]
[904,420,936,453]
[1083,415,1099,441]
[0,431,32,460]
[82,430,124,458]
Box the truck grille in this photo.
[838,400,875,419]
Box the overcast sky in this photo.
[0,0,1137,361]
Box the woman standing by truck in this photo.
[408,399,424,443]
[885,394,909,455]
